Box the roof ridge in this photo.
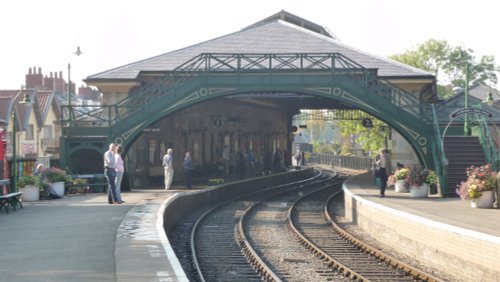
[242,10,337,39]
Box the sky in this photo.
[1,0,499,90]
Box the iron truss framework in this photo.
[62,53,429,129]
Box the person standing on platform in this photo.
[294,150,302,166]
[114,145,125,204]
[104,143,118,204]
[183,151,194,189]
[374,148,391,197]
[163,148,174,190]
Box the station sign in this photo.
[450,108,492,119]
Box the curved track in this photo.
[288,181,442,281]
[168,169,444,281]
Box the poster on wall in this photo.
[149,139,157,164]
[22,143,35,155]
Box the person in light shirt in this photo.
[114,145,125,204]
[104,143,118,204]
[163,148,174,190]
[375,148,391,198]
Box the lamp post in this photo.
[10,90,31,192]
[67,46,83,120]
[464,63,471,136]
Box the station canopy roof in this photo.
[86,10,433,82]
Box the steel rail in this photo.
[323,192,445,282]
[190,170,323,281]
[236,170,338,281]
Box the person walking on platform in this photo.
[374,148,391,197]
[183,151,194,189]
[163,148,174,190]
[114,145,125,204]
[104,143,118,204]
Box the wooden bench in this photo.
[0,192,23,213]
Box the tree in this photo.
[390,39,498,98]
[337,118,388,157]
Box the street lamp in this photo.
[10,89,31,192]
[67,46,83,120]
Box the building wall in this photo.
[38,105,60,158]
[127,98,290,187]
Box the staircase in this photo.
[443,136,487,197]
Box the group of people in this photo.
[103,143,125,204]
[163,149,194,190]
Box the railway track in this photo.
[288,181,443,281]
[167,169,444,281]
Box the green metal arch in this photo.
[109,75,434,168]
[62,53,437,171]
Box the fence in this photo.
[309,153,373,171]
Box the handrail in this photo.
[431,104,448,195]
[470,113,500,171]
[61,53,433,130]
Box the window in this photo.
[43,125,53,139]
[26,125,34,140]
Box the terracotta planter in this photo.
[394,180,408,193]
[20,185,40,202]
[409,184,428,198]
[471,190,494,208]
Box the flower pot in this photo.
[409,184,428,198]
[20,185,40,202]
[471,190,494,208]
[52,181,65,197]
[394,180,408,193]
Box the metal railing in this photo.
[309,153,372,171]
[431,104,448,195]
[471,114,500,171]
[61,53,432,130]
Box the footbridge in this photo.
[60,53,440,189]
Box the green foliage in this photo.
[394,168,410,181]
[18,175,40,188]
[337,118,388,157]
[312,141,341,155]
[45,167,72,183]
[390,39,498,99]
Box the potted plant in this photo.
[69,178,90,194]
[393,167,410,192]
[456,164,497,208]
[408,165,436,198]
[18,175,41,201]
[44,167,72,196]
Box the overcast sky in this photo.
[1,0,498,90]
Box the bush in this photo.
[18,175,40,188]
[394,167,410,181]
[45,167,72,184]
[456,164,497,200]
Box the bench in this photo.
[0,192,23,213]
[70,174,108,193]
[208,178,224,185]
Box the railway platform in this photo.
[0,187,189,282]
[343,172,500,281]
[1,170,499,282]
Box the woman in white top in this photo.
[114,145,125,204]
[163,148,174,189]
